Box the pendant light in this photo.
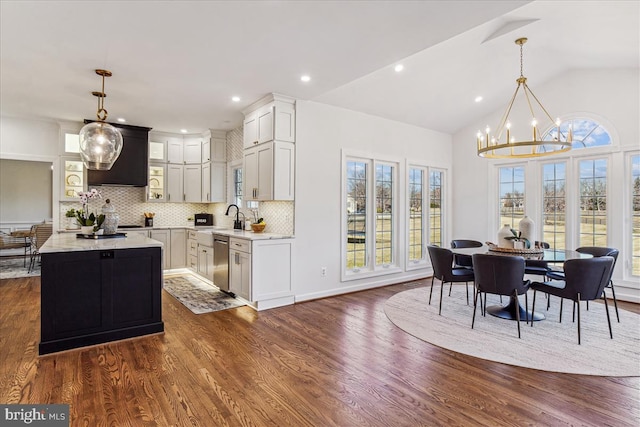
[79,69,123,170]
[476,38,572,159]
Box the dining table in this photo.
[450,245,593,322]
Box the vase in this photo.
[66,217,79,230]
[497,224,512,248]
[101,199,119,235]
[80,225,94,235]
[519,216,535,247]
[513,241,525,250]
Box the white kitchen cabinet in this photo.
[229,239,251,300]
[166,164,183,203]
[243,141,294,201]
[201,161,226,203]
[243,95,295,149]
[164,136,185,164]
[170,228,186,268]
[202,130,226,163]
[228,237,294,310]
[187,230,198,271]
[149,140,166,162]
[198,245,214,281]
[243,114,258,149]
[183,136,202,164]
[61,157,85,201]
[148,163,166,202]
[150,229,170,269]
[184,164,202,202]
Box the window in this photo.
[579,159,607,246]
[344,156,398,277]
[499,166,525,228]
[233,166,243,207]
[542,162,567,249]
[376,164,394,265]
[346,160,367,270]
[631,155,640,276]
[543,117,612,150]
[429,170,443,246]
[408,168,424,262]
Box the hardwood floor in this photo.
[1,276,638,426]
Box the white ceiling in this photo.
[1,1,638,136]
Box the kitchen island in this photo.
[39,233,164,355]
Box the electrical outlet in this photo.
[321,267,327,277]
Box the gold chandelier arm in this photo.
[495,83,522,141]
[523,82,556,124]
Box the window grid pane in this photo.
[346,161,367,269]
[499,166,525,228]
[579,159,607,247]
[429,171,443,246]
[542,163,566,249]
[376,164,393,265]
[409,168,423,261]
[233,168,243,207]
[632,155,640,276]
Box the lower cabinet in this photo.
[229,237,294,310]
[150,229,170,269]
[40,247,164,354]
[229,239,251,300]
[197,244,214,281]
[187,230,198,271]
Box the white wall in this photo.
[452,68,640,301]
[294,101,452,301]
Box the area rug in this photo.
[0,257,39,279]
[164,274,245,314]
[385,286,640,377]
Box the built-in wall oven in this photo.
[213,234,229,292]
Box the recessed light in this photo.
[232,96,240,102]
[180,129,188,134]
[300,75,311,82]
[116,117,126,123]
[394,64,404,72]
[475,96,483,103]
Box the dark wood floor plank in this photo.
[1,275,638,426]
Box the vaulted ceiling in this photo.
[1,1,637,135]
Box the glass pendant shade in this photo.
[79,121,123,170]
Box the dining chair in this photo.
[427,245,475,314]
[29,223,53,273]
[471,253,530,338]
[530,256,614,345]
[450,239,483,269]
[546,246,619,322]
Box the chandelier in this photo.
[79,69,123,170]
[476,38,572,159]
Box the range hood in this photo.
[86,121,152,187]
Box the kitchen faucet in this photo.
[225,204,244,230]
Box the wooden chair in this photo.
[29,223,53,273]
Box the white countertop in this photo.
[41,232,163,254]
[198,228,294,241]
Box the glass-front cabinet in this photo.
[61,157,85,201]
[148,163,166,202]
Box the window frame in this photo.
[342,152,401,281]
[626,151,640,279]
[406,164,428,270]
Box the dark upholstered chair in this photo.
[471,254,530,338]
[530,256,614,345]
[427,245,475,314]
[546,247,619,322]
[450,239,483,269]
[524,241,551,279]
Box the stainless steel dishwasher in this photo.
[213,234,229,292]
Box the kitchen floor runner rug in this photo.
[163,274,245,314]
[0,257,40,279]
[385,286,640,377]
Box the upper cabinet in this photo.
[149,141,166,162]
[202,130,226,163]
[183,136,202,164]
[243,94,296,149]
[242,94,295,201]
